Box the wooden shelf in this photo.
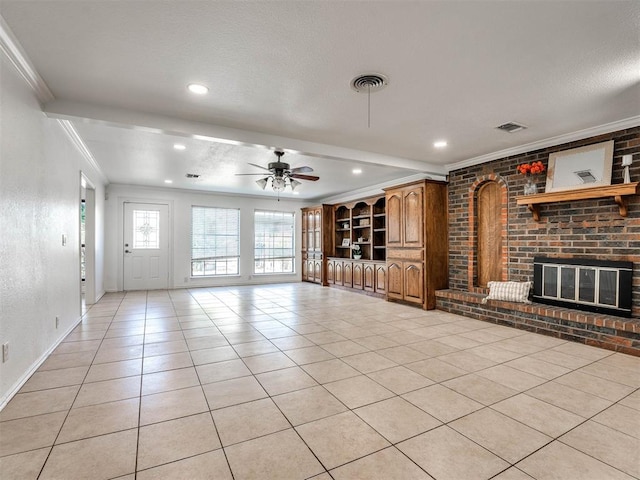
[516,182,639,221]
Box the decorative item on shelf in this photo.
[342,238,351,247]
[517,160,546,195]
[351,244,362,259]
[622,154,633,184]
[357,236,364,243]
[342,222,349,229]
[360,218,370,226]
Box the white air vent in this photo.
[350,74,388,93]
[185,173,201,178]
[496,122,527,133]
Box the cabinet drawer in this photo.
[386,248,423,262]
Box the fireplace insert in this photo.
[533,257,633,317]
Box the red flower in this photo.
[517,161,545,175]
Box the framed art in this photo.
[342,238,350,247]
[545,140,614,193]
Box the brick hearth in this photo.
[436,289,640,356]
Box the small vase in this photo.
[524,177,538,195]
[353,254,362,260]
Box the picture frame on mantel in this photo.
[545,140,614,193]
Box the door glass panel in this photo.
[133,210,160,249]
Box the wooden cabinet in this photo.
[363,263,375,292]
[343,261,353,288]
[326,259,335,284]
[387,261,403,300]
[384,180,448,309]
[301,205,333,285]
[353,262,363,290]
[335,261,343,285]
[375,263,387,294]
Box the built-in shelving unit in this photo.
[333,195,385,261]
[516,182,639,221]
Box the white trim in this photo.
[446,116,640,172]
[0,16,54,103]
[0,315,83,411]
[58,119,108,183]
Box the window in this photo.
[254,210,295,274]
[191,206,240,276]
[133,210,160,249]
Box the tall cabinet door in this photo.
[306,210,315,251]
[313,209,322,252]
[403,186,424,248]
[386,190,403,247]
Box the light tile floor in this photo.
[1,283,639,479]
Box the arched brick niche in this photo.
[468,175,509,292]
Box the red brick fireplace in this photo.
[436,126,640,355]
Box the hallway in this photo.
[1,284,638,479]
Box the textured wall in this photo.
[447,126,640,317]
[0,54,106,405]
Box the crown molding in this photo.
[58,120,108,183]
[445,116,640,172]
[0,16,54,103]
[317,172,447,204]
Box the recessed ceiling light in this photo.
[187,83,209,95]
[164,179,173,184]
[352,168,362,174]
[173,143,186,150]
[434,141,447,148]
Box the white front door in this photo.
[123,202,169,290]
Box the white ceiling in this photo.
[1,1,638,200]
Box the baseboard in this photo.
[0,315,84,411]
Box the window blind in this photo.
[254,210,295,274]
[191,206,240,276]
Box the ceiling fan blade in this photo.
[247,162,272,172]
[290,174,320,181]
[290,166,314,174]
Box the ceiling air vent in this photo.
[350,73,388,93]
[496,122,527,133]
[185,173,201,178]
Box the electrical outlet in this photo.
[56,316,60,329]
[2,342,8,363]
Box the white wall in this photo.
[104,184,309,292]
[0,54,106,406]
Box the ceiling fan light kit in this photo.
[239,150,319,196]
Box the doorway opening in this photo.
[80,173,97,306]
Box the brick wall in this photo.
[447,126,640,318]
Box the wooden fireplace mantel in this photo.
[516,182,640,221]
